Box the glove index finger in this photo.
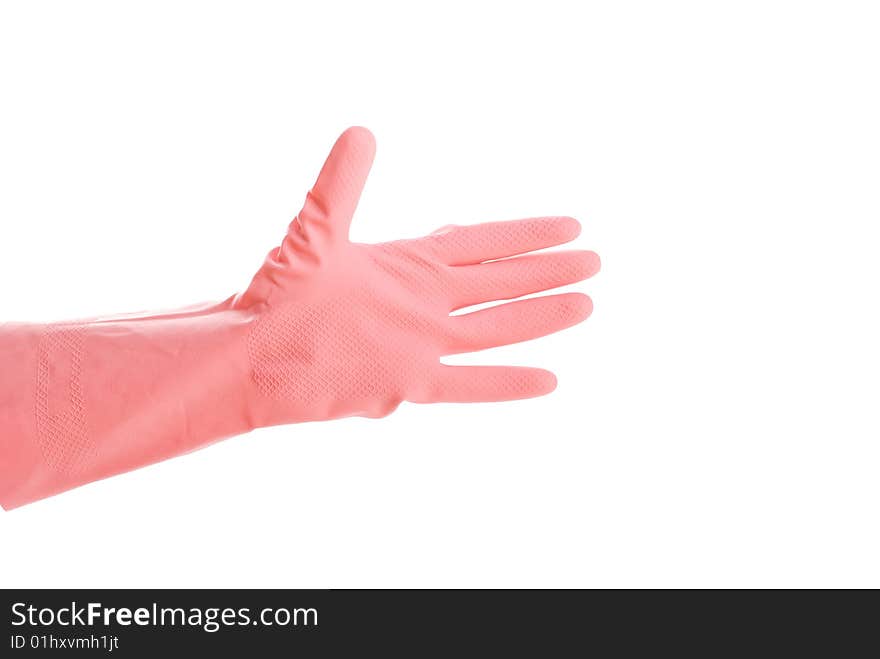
[422,216,582,265]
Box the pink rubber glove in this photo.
[0,127,600,509]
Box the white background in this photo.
[1,1,878,588]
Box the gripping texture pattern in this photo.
[247,297,375,403]
[35,325,93,473]
[247,289,434,411]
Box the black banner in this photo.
[1,589,873,655]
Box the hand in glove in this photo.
[0,127,600,509]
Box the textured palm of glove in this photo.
[0,127,599,509]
